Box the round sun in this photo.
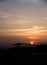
[31,41,34,45]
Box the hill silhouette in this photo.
[0,42,47,64]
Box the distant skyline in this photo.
[0,0,47,44]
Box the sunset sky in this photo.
[0,0,47,44]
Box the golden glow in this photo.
[0,27,47,43]
[31,41,34,45]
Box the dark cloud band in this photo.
[0,0,6,2]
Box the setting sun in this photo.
[31,41,34,45]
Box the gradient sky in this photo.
[0,0,47,44]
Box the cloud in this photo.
[0,0,6,2]
[18,0,39,1]
[18,0,47,2]
[42,0,47,4]
[1,26,46,35]
[0,26,47,43]
[0,10,10,23]
[0,0,41,3]
[43,17,47,21]
[13,26,46,35]
[12,20,29,25]
[43,0,47,2]
[32,26,45,30]
[17,0,47,4]
[16,15,25,18]
[0,10,10,16]
[15,26,46,31]
[0,15,8,19]
[15,26,47,37]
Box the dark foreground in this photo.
[0,43,47,64]
[1,53,47,65]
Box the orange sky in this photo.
[0,26,47,44]
[0,0,47,44]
